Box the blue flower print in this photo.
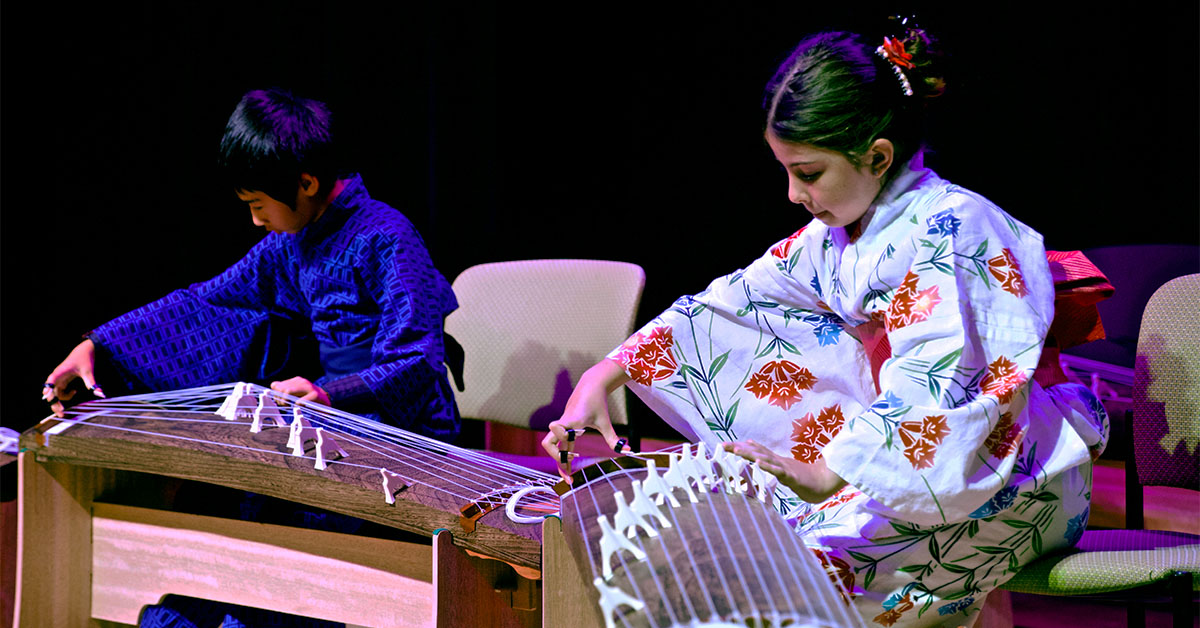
[670,295,704,318]
[1064,507,1089,546]
[810,274,824,298]
[1086,392,1108,435]
[802,312,843,346]
[871,390,904,412]
[926,209,962,237]
[938,596,975,616]
[969,485,1019,519]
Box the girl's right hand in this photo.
[42,339,104,417]
[541,359,631,482]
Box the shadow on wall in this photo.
[1133,333,1200,489]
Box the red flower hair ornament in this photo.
[876,36,915,96]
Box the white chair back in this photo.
[444,259,645,429]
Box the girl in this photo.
[544,24,1108,627]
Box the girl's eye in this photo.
[797,171,821,182]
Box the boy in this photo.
[41,87,461,442]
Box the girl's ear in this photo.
[866,139,895,178]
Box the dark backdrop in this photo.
[3,2,1197,439]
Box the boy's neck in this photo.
[310,178,347,225]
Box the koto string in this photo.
[58,410,545,507]
[622,450,721,621]
[578,469,658,628]
[713,488,777,622]
[54,384,561,510]
[744,487,815,620]
[599,468,682,628]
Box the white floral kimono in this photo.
[609,157,1109,627]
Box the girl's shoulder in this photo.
[907,177,1043,246]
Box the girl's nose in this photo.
[788,179,810,206]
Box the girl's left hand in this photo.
[270,376,331,406]
[722,439,847,504]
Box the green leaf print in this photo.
[678,363,706,384]
[708,350,731,379]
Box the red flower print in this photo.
[790,405,845,463]
[981,356,1028,404]
[816,485,857,512]
[811,548,856,604]
[911,285,942,318]
[613,326,678,386]
[897,414,951,470]
[745,360,817,411]
[771,226,807,259]
[987,248,1029,298]
[885,271,941,332]
[814,405,846,431]
[919,414,950,444]
[984,412,1024,459]
[902,439,938,469]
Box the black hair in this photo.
[764,25,944,172]
[217,88,341,205]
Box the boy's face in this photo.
[236,186,315,234]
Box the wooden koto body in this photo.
[18,396,545,568]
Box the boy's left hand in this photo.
[270,376,331,406]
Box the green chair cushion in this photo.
[1001,540,1200,595]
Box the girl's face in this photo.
[766,132,891,230]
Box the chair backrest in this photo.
[1132,273,1200,489]
[444,259,646,429]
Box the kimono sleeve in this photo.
[318,227,460,440]
[821,196,1064,525]
[88,236,302,392]
[607,226,838,448]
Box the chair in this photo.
[443,259,646,472]
[998,273,1200,628]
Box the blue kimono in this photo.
[89,174,460,441]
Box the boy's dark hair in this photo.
[218,88,341,205]
[764,29,944,172]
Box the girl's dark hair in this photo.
[764,26,944,170]
[218,87,341,204]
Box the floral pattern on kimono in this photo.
[608,157,1108,627]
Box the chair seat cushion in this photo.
[1001,530,1200,595]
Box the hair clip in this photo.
[876,36,915,96]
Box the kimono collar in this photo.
[297,173,368,245]
[851,152,937,240]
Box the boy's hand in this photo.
[43,339,104,417]
[270,376,331,406]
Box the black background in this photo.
[3,1,1197,440]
